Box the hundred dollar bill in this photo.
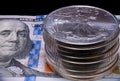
[0,15,119,81]
[0,15,62,81]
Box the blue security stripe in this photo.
[24,75,36,81]
[25,41,40,81]
[33,15,45,35]
[33,24,43,35]
[36,15,45,20]
[28,40,41,68]
[25,15,45,81]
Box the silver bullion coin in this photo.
[55,36,118,51]
[43,30,119,57]
[45,46,117,71]
[43,5,119,46]
[46,54,118,79]
[43,5,120,81]
[58,41,119,59]
[43,30,119,50]
[44,36,119,58]
[45,42,119,63]
[57,61,117,79]
[54,40,119,58]
[46,55,117,76]
[47,50,118,72]
[60,56,117,75]
[56,54,117,71]
[61,52,117,64]
[58,43,119,62]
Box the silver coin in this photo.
[43,30,119,50]
[60,57,117,75]
[60,52,117,64]
[46,55,117,75]
[43,5,119,46]
[58,41,119,59]
[45,41,119,62]
[55,39,118,57]
[45,46,117,71]
[46,54,118,79]
[46,53,117,72]
[55,55,117,71]
[43,5,119,81]
[56,36,118,50]
[57,43,119,62]
[44,32,119,58]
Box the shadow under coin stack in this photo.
[43,5,120,81]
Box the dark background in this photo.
[0,0,119,15]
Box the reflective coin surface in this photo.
[43,5,119,81]
[44,5,119,45]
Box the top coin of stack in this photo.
[43,5,119,81]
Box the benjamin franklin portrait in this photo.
[0,19,59,77]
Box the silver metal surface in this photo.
[45,42,119,63]
[43,29,119,50]
[45,46,118,71]
[43,5,120,81]
[46,53,118,80]
[43,5,119,46]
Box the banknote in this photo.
[0,15,119,81]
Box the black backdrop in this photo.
[0,0,119,15]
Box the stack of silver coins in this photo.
[43,5,119,81]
